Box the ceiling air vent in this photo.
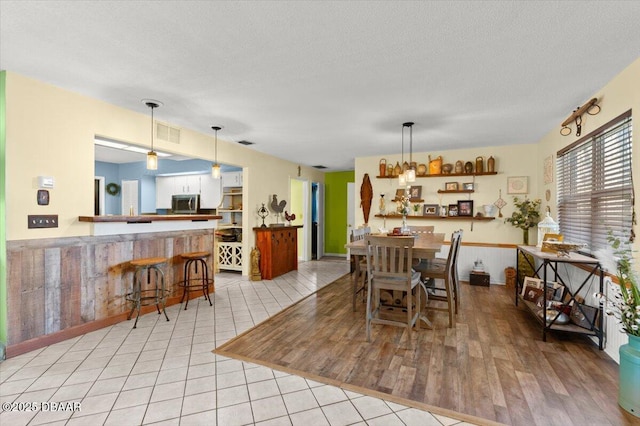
[238,140,254,146]
[156,121,181,144]
[312,165,327,169]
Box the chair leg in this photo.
[445,278,454,328]
[365,279,372,342]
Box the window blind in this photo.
[557,113,633,253]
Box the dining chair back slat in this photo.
[365,235,422,344]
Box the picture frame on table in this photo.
[448,204,458,216]
[409,186,422,200]
[423,204,439,216]
[570,302,598,330]
[507,176,529,194]
[462,182,474,191]
[457,200,474,217]
[521,276,543,297]
[445,182,459,191]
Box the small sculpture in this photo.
[284,211,296,225]
[270,194,287,225]
[257,203,269,228]
[250,247,261,281]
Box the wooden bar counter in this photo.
[5,215,221,358]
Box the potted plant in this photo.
[505,197,541,245]
[412,203,421,216]
[596,234,640,417]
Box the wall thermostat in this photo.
[38,176,55,188]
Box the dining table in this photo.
[345,233,444,327]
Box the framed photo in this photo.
[394,188,405,201]
[544,281,564,301]
[448,204,458,216]
[462,182,474,191]
[521,276,543,297]
[570,303,598,330]
[423,204,439,216]
[523,286,544,303]
[457,200,474,217]
[445,182,459,191]
[409,186,422,200]
[507,176,529,194]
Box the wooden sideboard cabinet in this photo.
[254,225,302,280]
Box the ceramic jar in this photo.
[455,160,463,174]
[476,156,484,173]
[417,163,427,176]
[464,161,473,174]
[487,156,495,173]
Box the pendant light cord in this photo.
[150,105,154,152]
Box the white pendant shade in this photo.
[211,164,221,179]
[146,151,158,170]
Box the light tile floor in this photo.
[0,259,478,426]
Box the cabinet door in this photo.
[222,171,242,187]
[156,176,174,209]
[200,175,222,209]
[175,175,201,194]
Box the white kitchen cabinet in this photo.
[221,171,243,187]
[156,176,174,209]
[200,175,222,209]
[174,175,201,195]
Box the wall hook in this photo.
[560,98,599,137]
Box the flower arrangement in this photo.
[595,234,640,337]
[505,197,541,244]
[397,193,411,216]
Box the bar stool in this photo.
[127,257,170,328]
[179,251,214,310]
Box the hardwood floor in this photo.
[216,274,637,425]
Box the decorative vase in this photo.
[401,215,410,234]
[523,228,530,245]
[379,194,386,215]
[619,333,640,417]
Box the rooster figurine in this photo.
[270,194,287,225]
[284,211,296,225]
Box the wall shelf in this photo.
[374,214,495,221]
[377,171,497,179]
[437,189,474,194]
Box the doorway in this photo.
[311,182,324,260]
[94,176,105,215]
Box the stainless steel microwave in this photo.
[171,194,200,214]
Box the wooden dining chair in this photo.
[350,226,371,311]
[415,230,463,327]
[365,235,422,343]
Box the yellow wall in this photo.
[356,57,640,251]
[536,57,640,258]
[4,72,325,273]
[355,143,538,243]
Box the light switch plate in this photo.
[28,215,58,228]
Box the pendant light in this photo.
[404,122,416,183]
[398,123,407,186]
[144,100,162,170]
[211,126,221,179]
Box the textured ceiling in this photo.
[1,1,639,171]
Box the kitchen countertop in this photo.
[79,214,222,223]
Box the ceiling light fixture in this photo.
[404,122,416,183]
[398,123,406,186]
[211,126,222,179]
[143,100,163,170]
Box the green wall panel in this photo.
[324,171,354,255]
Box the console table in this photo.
[254,226,302,280]
[515,245,604,349]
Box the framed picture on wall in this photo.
[409,186,422,200]
[457,200,474,217]
[448,204,458,216]
[423,204,438,216]
[507,176,529,194]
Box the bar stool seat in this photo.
[179,251,214,310]
[127,256,170,328]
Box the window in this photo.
[557,111,633,253]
